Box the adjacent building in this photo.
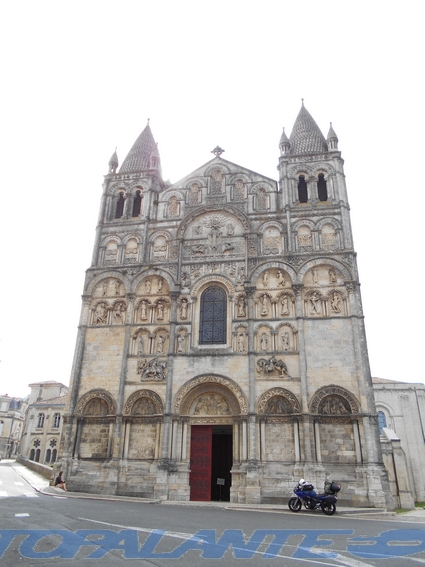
[19,381,68,465]
[57,103,393,507]
[0,394,27,458]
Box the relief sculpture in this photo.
[257,356,288,378]
[137,358,167,381]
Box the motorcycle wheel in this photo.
[304,497,315,509]
[321,502,336,515]
[288,497,302,512]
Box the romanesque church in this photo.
[58,103,391,507]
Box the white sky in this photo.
[0,1,423,398]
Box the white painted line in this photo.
[15,513,30,517]
[0,491,8,496]
[24,493,38,498]
[14,482,24,486]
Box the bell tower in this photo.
[277,101,390,507]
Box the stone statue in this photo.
[329,268,337,283]
[140,300,147,320]
[277,271,285,287]
[310,291,320,314]
[260,332,268,352]
[280,295,289,316]
[282,331,290,350]
[237,296,246,317]
[261,295,268,316]
[145,279,151,294]
[102,280,109,296]
[137,335,144,355]
[114,280,121,295]
[180,299,188,319]
[312,268,319,284]
[157,278,163,293]
[177,334,185,353]
[237,334,245,353]
[157,302,164,319]
[157,335,165,353]
[263,271,269,288]
[331,291,341,313]
[94,303,107,324]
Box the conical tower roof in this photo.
[119,123,161,174]
[289,103,328,155]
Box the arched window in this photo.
[45,448,51,463]
[132,190,142,217]
[378,411,387,434]
[37,413,45,428]
[35,448,41,463]
[317,173,328,201]
[53,413,61,428]
[115,192,125,218]
[199,287,227,344]
[298,175,308,203]
[29,449,35,461]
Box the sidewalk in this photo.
[10,460,425,521]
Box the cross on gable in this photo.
[211,145,225,157]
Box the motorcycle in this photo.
[288,479,341,515]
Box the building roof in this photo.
[119,123,162,175]
[289,102,328,155]
[31,394,68,407]
[28,380,67,387]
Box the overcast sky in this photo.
[0,1,423,398]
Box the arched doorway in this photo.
[189,423,233,501]
[175,375,247,502]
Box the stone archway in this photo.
[174,375,247,502]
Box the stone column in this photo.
[353,419,363,464]
[161,291,179,461]
[245,286,257,462]
[293,284,312,462]
[314,421,322,463]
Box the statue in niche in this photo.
[320,396,349,415]
[157,302,164,319]
[140,300,147,320]
[137,335,144,355]
[194,394,230,415]
[94,303,107,324]
[181,272,190,287]
[261,295,268,316]
[180,298,188,319]
[237,296,246,317]
[257,356,288,377]
[281,331,290,351]
[102,280,109,296]
[237,333,245,353]
[260,332,268,352]
[312,268,319,284]
[236,267,245,285]
[168,196,179,217]
[113,302,125,323]
[145,279,151,294]
[329,268,338,283]
[138,358,166,381]
[280,295,289,316]
[114,280,121,295]
[177,334,185,353]
[132,398,156,415]
[277,271,286,287]
[157,278,163,293]
[266,396,291,415]
[263,271,269,288]
[310,291,321,314]
[331,291,341,313]
[157,334,165,353]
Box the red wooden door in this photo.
[189,425,212,500]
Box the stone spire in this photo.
[119,121,162,175]
[289,100,328,155]
[279,127,290,155]
[108,148,119,173]
[327,122,339,151]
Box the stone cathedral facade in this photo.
[58,104,391,507]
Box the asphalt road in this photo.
[1,461,424,566]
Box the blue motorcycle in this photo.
[288,479,341,515]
